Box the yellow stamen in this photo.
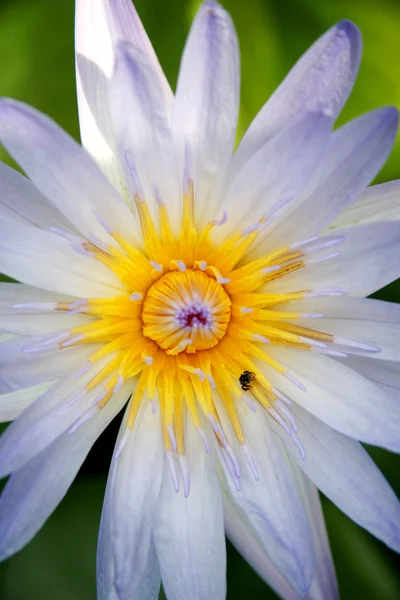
[50,184,342,478]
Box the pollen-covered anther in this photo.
[141,269,232,353]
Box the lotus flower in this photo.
[0,1,399,599]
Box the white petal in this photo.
[330,180,400,229]
[97,495,120,600]
[98,401,163,600]
[232,20,361,169]
[261,107,398,251]
[153,421,226,600]
[223,493,299,600]
[338,356,400,390]
[0,335,92,393]
[263,348,400,452]
[0,313,93,336]
[0,161,73,230]
[0,382,54,423]
[0,283,73,314]
[266,221,400,297]
[284,294,400,322]
[215,109,333,240]
[172,0,240,227]
[0,99,140,244]
[98,506,160,600]
[0,220,124,297]
[221,402,314,596]
[223,441,337,600]
[75,0,172,194]
[279,296,400,361]
[285,453,338,600]
[0,382,129,560]
[302,318,400,361]
[0,355,116,476]
[109,43,181,228]
[270,404,400,552]
[98,497,161,600]
[0,333,14,344]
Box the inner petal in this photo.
[142,270,231,354]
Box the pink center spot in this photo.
[176,302,212,329]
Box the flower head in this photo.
[0,1,400,599]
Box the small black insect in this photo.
[239,370,256,391]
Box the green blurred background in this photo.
[0,0,399,598]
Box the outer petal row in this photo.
[0,382,130,561]
[261,107,398,252]
[341,356,400,390]
[279,296,400,361]
[221,402,337,599]
[0,100,140,245]
[221,401,315,596]
[224,473,338,600]
[270,406,400,553]
[0,355,128,477]
[109,43,181,229]
[0,162,73,231]
[0,382,53,423]
[172,0,240,227]
[98,402,163,600]
[98,412,227,600]
[0,335,92,393]
[231,20,361,171]
[264,348,400,452]
[215,109,333,239]
[267,221,400,298]
[0,220,125,298]
[153,422,226,600]
[331,180,400,229]
[75,0,172,194]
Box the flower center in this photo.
[142,270,231,354]
[25,186,379,496]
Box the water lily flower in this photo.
[0,1,399,599]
